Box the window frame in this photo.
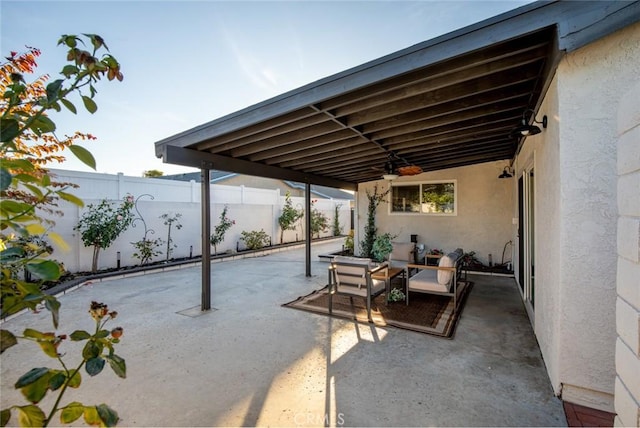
[388,180,457,216]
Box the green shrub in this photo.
[240,229,270,250]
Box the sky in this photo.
[1,0,534,177]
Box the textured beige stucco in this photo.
[614,62,640,427]
[514,21,640,412]
[356,161,513,266]
[515,74,562,394]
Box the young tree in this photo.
[74,196,135,272]
[210,206,235,254]
[278,191,303,243]
[310,199,329,238]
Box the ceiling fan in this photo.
[374,154,423,180]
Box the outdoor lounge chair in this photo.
[405,248,465,308]
[328,256,387,322]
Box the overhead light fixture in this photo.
[498,166,514,179]
[382,159,399,181]
[510,109,547,137]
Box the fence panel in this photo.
[41,169,350,273]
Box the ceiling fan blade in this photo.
[397,165,423,176]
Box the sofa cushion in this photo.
[390,242,415,262]
[437,248,464,285]
[437,254,455,285]
[410,269,449,293]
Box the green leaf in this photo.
[60,402,84,424]
[15,367,49,389]
[61,64,79,78]
[48,371,66,391]
[0,329,18,354]
[0,168,12,192]
[37,340,59,359]
[82,341,100,359]
[41,173,51,187]
[81,95,97,114]
[0,247,26,263]
[20,371,52,403]
[26,260,61,281]
[85,356,105,376]
[67,370,82,388]
[1,158,34,171]
[96,404,119,427]
[1,408,11,426]
[95,329,109,339]
[22,329,45,340]
[0,200,33,215]
[13,173,38,183]
[23,183,44,199]
[70,330,91,341]
[83,406,101,426]
[29,115,56,134]
[68,144,96,170]
[106,354,126,379]
[58,34,80,48]
[44,297,61,329]
[16,405,45,427]
[60,98,77,114]
[57,190,85,207]
[0,118,20,142]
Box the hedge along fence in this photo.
[42,169,351,273]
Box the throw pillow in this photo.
[437,254,455,285]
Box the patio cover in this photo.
[153,0,639,309]
[155,1,638,189]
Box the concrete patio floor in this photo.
[1,241,566,427]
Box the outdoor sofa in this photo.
[405,248,465,308]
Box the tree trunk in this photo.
[92,246,101,273]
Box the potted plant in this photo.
[387,287,406,303]
[372,232,395,263]
[426,247,444,266]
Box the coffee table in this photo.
[372,267,406,304]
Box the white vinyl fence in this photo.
[41,169,351,273]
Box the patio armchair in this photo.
[405,248,465,308]
[328,256,387,322]
[388,242,416,269]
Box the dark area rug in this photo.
[283,281,473,338]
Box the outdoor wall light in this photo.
[510,109,547,137]
[498,166,514,179]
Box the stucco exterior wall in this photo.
[514,73,563,395]
[517,21,639,412]
[554,21,639,412]
[356,161,513,265]
[614,80,640,427]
